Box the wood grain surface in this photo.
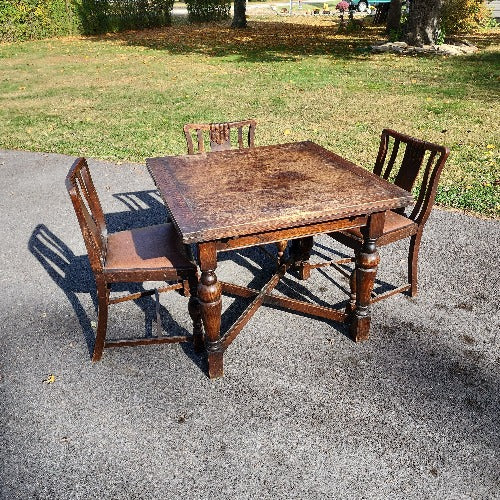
[147,141,413,243]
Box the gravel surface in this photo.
[0,149,499,499]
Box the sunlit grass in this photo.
[0,17,499,216]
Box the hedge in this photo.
[441,0,493,34]
[185,0,230,22]
[0,0,175,42]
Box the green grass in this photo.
[0,16,499,217]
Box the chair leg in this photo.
[408,232,422,298]
[92,281,109,362]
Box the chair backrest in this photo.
[65,158,107,273]
[374,129,450,225]
[183,119,257,154]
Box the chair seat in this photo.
[333,210,418,248]
[105,223,196,275]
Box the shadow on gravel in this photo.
[109,189,167,231]
[313,240,404,297]
[28,223,204,370]
[28,224,97,356]
[371,319,500,456]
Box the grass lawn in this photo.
[0,14,499,217]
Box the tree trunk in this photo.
[404,0,443,46]
[231,0,247,28]
[386,0,402,34]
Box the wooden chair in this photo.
[299,129,449,303]
[183,119,257,155]
[183,119,288,266]
[66,158,203,361]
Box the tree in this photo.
[386,0,402,34]
[231,0,247,28]
[405,0,444,45]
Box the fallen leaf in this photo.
[43,374,56,384]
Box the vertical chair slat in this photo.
[237,127,243,149]
[382,138,401,182]
[410,150,436,221]
[196,129,205,153]
[183,119,257,154]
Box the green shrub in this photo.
[0,0,80,42]
[185,0,231,22]
[76,0,175,35]
[441,0,492,34]
[0,0,175,42]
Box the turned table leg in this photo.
[197,242,223,379]
[350,212,385,342]
[345,252,358,316]
[275,240,288,267]
[187,273,204,353]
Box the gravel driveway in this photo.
[0,149,498,499]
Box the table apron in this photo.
[214,215,369,252]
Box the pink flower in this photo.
[336,1,349,12]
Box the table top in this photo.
[147,141,413,244]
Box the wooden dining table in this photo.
[147,141,413,379]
